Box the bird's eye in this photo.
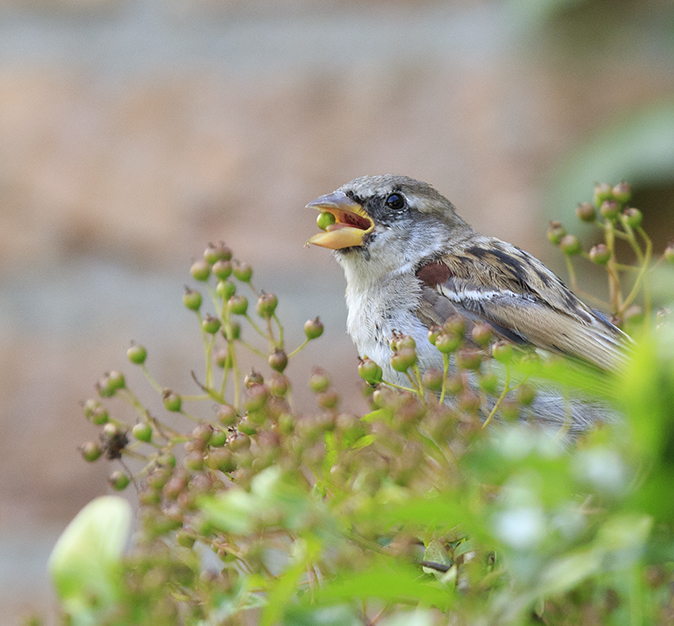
[385,193,406,211]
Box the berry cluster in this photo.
[548,182,671,329]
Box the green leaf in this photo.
[313,561,453,609]
[323,431,338,475]
[262,538,321,626]
[361,408,392,423]
[356,493,479,537]
[351,434,376,450]
[536,547,603,597]
[48,496,131,624]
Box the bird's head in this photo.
[306,175,471,274]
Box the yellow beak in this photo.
[306,191,374,249]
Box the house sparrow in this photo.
[306,175,630,432]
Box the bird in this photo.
[306,174,631,433]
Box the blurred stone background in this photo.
[0,0,673,621]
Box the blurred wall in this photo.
[0,0,672,621]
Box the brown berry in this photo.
[575,202,596,223]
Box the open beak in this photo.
[306,191,374,249]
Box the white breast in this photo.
[341,259,443,385]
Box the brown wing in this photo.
[414,239,630,371]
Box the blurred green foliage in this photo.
[46,185,674,626]
[550,102,674,228]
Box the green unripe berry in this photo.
[206,448,236,473]
[575,202,596,223]
[247,409,266,425]
[435,332,461,354]
[244,385,269,412]
[390,347,417,372]
[599,200,619,219]
[84,399,108,424]
[97,371,125,397]
[500,399,520,421]
[372,386,396,408]
[471,323,493,347]
[228,433,250,452]
[184,452,204,472]
[83,398,100,418]
[229,320,241,339]
[204,242,232,264]
[456,348,482,371]
[202,314,221,334]
[623,207,642,228]
[559,234,582,255]
[132,422,153,442]
[593,183,613,207]
[268,349,288,373]
[233,261,252,282]
[209,428,227,447]
[109,471,130,491]
[358,357,383,384]
[479,372,499,394]
[213,260,233,280]
[176,530,197,548]
[244,369,264,387]
[192,423,214,445]
[304,317,324,340]
[146,468,171,491]
[458,390,481,414]
[108,370,126,391]
[317,388,340,409]
[269,373,290,396]
[612,181,632,203]
[90,406,109,425]
[309,370,330,393]
[163,389,182,412]
[127,343,147,365]
[444,315,466,337]
[217,404,238,427]
[589,244,610,265]
[665,243,674,264]
[518,383,537,405]
[190,259,211,282]
[396,334,416,350]
[547,221,567,245]
[427,325,442,345]
[228,294,248,315]
[421,368,443,392]
[183,288,202,311]
[203,243,219,265]
[237,419,258,436]
[158,452,176,468]
[96,376,114,398]
[278,413,294,435]
[80,442,102,462]
[216,280,236,300]
[317,211,336,231]
[215,348,228,368]
[256,292,278,318]
[492,341,514,363]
